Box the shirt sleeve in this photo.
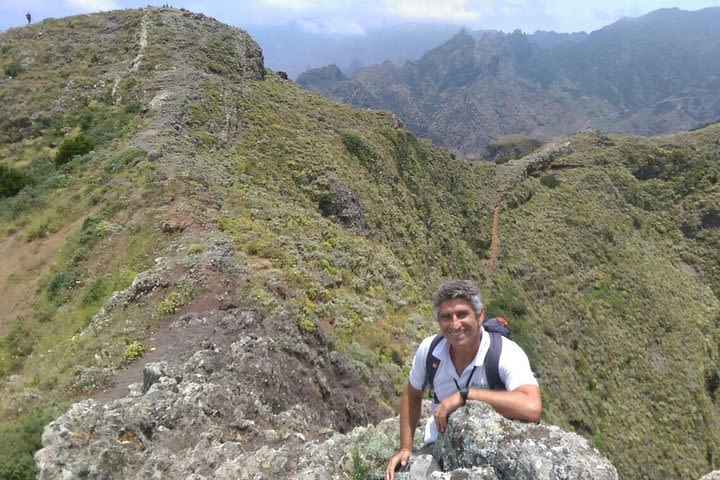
[498,337,538,391]
[408,335,434,391]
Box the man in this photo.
[385,280,541,480]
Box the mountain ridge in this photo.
[298,7,720,156]
[1,7,719,479]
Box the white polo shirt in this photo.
[408,328,538,444]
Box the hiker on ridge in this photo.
[385,279,541,480]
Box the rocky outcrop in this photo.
[36,284,387,478]
[399,402,618,479]
[37,367,618,480]
[315,172,365,230]
[699,472,720,480]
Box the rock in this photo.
[699,471,720,480]
[436,402,618,480]
[315,172,365,230]
[142,361,167,392]
[407,454,441,478]
[161,220,186,233]
[35,305,388,479]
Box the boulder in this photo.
[397,402,617,480]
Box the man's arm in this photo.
[385,383,424,480]
[433,384,541,433]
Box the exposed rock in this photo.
[699,472,720,480]
[315,172,365,230]
[521,141,572,176]
[37,376,619,480]
[433,402,617,480]
[35,304,388,479]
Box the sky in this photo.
[1,0,720,34]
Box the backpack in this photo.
[423,317,511,403]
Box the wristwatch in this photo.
[459,387,469,405]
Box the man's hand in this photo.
[385,448,412,480]
[433,391,464,433]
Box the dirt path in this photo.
[481,141,572,289]
[484,204,502,289]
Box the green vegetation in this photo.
[0,163,33,198]
[0,9,719,480]
[0,12,163,475]
[125,341,146,362]
[497,132,720,479]
[156,284,196,315]
[350,449,369,480]
[55,135,94,166]
[4,59,23,77]
[484,134,543,163]
[0,403,69,480]
[539,173,560,188]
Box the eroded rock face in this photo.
[35,305,388,479]
[36,385,620,480]
[396,402,617,480]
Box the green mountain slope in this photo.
[1,8,719,479]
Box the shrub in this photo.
[0,403,68,480]
[81,278,107,306]
[125,342,145,361]
[124,100,142,114]
[350,449,368,480]
[55,135,94,165]
[340,132,372,160]
[45,270,78,303]
[0,319,37,375]
[156,291,183,315]
[540,174,560,188]
[4,60,23,78]
[0,164,33,198]
[187,243,203,254]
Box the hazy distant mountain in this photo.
[527,30,588,48]
[298,7,720,156]
[245,22,462,78]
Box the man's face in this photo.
[437,298,483,349]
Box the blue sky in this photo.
[1,0,720,34]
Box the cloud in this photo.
[294,16,366,34]
[258,0,318,9]
[66,0,119,10]
[380,0,490,22]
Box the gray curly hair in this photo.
[432,279,484,321]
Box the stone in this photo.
[698,471,720,480]
[436,402,618,480]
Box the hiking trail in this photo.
[482,141,572,290]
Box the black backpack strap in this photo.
[424,333,444,402]
[485,331,506,390]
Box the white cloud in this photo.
[66,0,119,11]
[259,0,318,9]
[295,16,365,34]
[380,0,490,22]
